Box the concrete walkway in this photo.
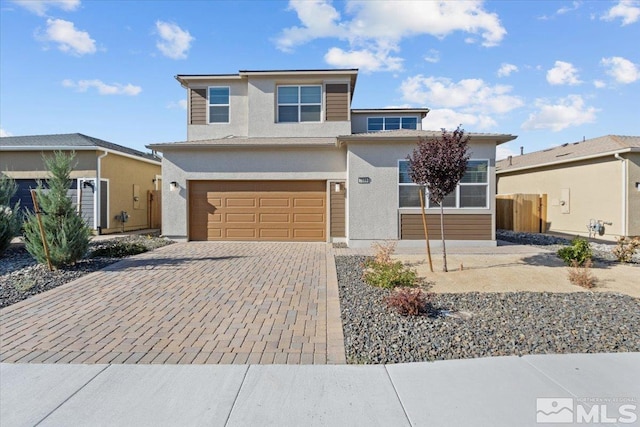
[1,242,345,365]
[2,352,638,426]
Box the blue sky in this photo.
[1,0,638,159]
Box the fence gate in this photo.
[496,194,547,233]
[148,190,161,229]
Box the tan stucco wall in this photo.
[0,150,96,178]
[497,157,624,240]
[99,153,161,234]
[627,153,640,236]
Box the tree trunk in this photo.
[419,186,434,272]
[440,202,447,272]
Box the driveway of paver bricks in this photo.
[0,242,343,365]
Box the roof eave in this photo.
[1,145,161,165]
[496,147,638,174]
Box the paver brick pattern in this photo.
[0,242,332,364]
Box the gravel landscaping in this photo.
[337,255,640,364]
[0,235,173,309]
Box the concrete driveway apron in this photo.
[0,242,345,365]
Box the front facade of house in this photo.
[497,135,640,240]
[150,69,516,246]
[0,133,162,234]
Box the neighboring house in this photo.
[0,133,162,234]
[149,69,516,247]
[496,135,640,240]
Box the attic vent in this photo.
[561,143,569,147]
[556,153,571,157]
[543,148,554,152]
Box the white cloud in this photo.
[12,0,79,16]
[601,56,639,84]
[546,60,582,85]
[557,1,581,15]
[276,0,346,52]
[593,80,607,88]
[155,21,194,60]
[400,75,523,114]
[497,63,518,77]
[424,49,440,63]
[167,99,188,110]
[62,79,141,95]
[601,0,640,25]
[276,0,506,71]
[522,95,598,131]
[38,18,95,55]
[324,46,402,72]
[0,127,12,137]
[423,109,497,131]
[496,144,519,160]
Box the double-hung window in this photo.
[208,86,230,123]
[398,160,489,208]
[278,85,322,123]
[368,117,418,132]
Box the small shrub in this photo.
[362,260,418,289]
[14,276,37,292]
[557,237,592,266]
[362,241,417,288]
[568,259,596,289]
[385,287,432,316]
[0,174,22,256]
[90,241,147,258]
[612,236,640,263]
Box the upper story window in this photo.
[277,85,322,123]
[398,160,489,209]
[368,117,418,132]
[208,86,230,123]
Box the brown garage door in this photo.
[189,181,326,241]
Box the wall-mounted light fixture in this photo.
[334,182,342,192]
[636,182,640,191]
[170,181,178,192]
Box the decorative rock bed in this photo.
[336,255,640,364]
[0,235,173,309]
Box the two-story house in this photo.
[148,69,516,246]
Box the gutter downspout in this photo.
[614,153,627,236]
[96,151,108,234]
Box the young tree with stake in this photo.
[407,127,470,272]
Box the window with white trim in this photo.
[208,86,230,123]
[398,160,489,208]
[277,85,322,122]
[368,117,418,132]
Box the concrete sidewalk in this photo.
[2,352,639,426]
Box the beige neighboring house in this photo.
[0,133,162,234]
[148,69,516,246]
[497,135,640,240]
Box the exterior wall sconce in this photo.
[636,182,640,191]
[170,181,178,192]
[334,182,342,192]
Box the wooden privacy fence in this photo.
[496,193,547,233]
[148,190,161,229]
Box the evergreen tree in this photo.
[23,151,91,267]
[0,173,22,256]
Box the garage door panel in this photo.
[260,213,290,223]
[260,229,291,239]
[260,198,290,208]
[226,198,256,208]
[293,198,325,208]
[293,213,324,223]
[225,213,256,223]
[189,180,326,241]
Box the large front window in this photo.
[278,85,322,123]
[398,160,489,208]
[368,117,418,132]
[208,86,229,123]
